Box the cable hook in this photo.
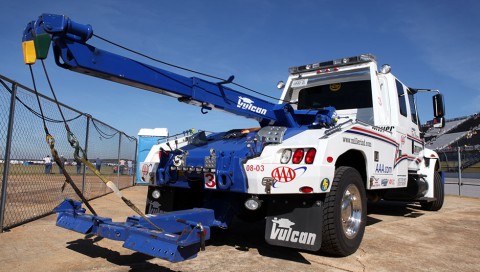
[201,102,212,114]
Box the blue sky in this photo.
[1,0,479,137]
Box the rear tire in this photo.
[321,166,367,256]
[421,172,444,211]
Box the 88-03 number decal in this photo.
[245,165,265,172]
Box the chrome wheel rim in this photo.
[341,184,362,239]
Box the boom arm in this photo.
[22,14,299,126]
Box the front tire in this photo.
[321,166,367,256]
[420,172,444,211]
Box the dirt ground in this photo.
[1,174,134,229]
[0,186,479,272]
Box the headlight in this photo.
[151,189,161,199]
[244,196,262,211]
[280,149,292,164]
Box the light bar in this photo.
[289,54,376,74]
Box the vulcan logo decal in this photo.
[270,218,316,245]
[237,97,267,115]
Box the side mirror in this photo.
[433,94,445,118]
[432,117,445,128]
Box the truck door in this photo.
[406,87,423,171]
[394,80,417,184]
[370,75,396,188]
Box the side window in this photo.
[408,90,418,124]
[395,80,407,117]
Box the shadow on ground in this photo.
[66,236,175,272]
[367,200,426,226]
[65,200,426,269]
[208,217,313,264]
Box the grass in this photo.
[0,164,130,176]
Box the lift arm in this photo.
[54,199,225,262]
[22,14,300,127]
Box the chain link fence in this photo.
[438,147,480,197]
[0,74,137,231]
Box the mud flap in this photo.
[265,198,323,251]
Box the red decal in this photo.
[246,165,265,172]
[204,173,216,189]
[271,166,296,183]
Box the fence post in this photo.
[133,136,138,186]
[117,132,122,188]
[0,82,18,232]
[442,151,450,172]
[457,148,462,196]
[82,115,90,197]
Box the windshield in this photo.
[298,80,372,110]
[285,69,373,111]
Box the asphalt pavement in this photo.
[445,173,480,197]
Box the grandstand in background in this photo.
[423,112,480,173]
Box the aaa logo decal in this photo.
[271,167,307,188]
[271,166,296,183]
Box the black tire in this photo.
[421,172,444,211]
[321,166,367,256]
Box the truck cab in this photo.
[277,54,444,203]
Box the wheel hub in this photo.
[341,184,362,239]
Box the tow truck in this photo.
[22,14,446,262]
